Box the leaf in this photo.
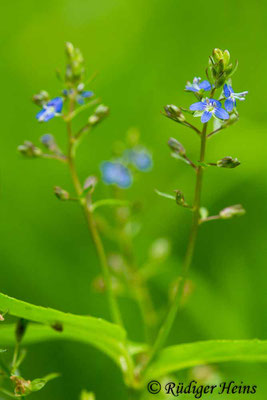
[0,293,133,381]
[155,190,175,201]
[29,373,59,393]
[145,339,267,379]
[91,199,130,212]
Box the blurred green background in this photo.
[1,0,267,398]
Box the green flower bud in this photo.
[164,105,185,123]
[219,204,246,219]
[54,186,70,201]
[168,137,186,156]
[65,42,85,83]
[88,104,109,125]
[18,141,42,158]
[217,156,240,168]
[223,50,231,66]
[213,48,224,62]
[175,190,185,206]
[32,90,49,106]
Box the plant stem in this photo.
[66,97,123,328]
[147,122,208,362]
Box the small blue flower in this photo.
[223,84,248,112]
[36,97,63,122]
[185,77,212,92]
[76,91,94,105]
[190,98,229,123]
[126,149,153,171]
[101,161,132,189]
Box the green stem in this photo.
[147,122,208,362]
[66,97,123,328]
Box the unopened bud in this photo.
[40,134,55,149]
[88,104,109,125]
[219,204,245,219]
[32,91,49,106]
[164,105,185,123]
[54,186,70,201]
[223,50,230,66]
[175,190,185,206]
[168,137,186,156]
[18,141,42,158]
[213,48,224,62]
[65,42,75,58]
[83,176,98,193]
[217,156,240,168]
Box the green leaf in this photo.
[145,339,267,379]
[80,390,95,400]
[0,293,133,381]
[91,198,130,212]
[155,189,176,201]
[29,373,59,393]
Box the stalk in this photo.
[147,122,208,362]
[66,96,123,328]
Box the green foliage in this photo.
[145,340,267,380]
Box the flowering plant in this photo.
[0,45,266,400]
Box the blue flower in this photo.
[76,91,94,105]
[63,89,94,104]
[190,98,229,123]
[223,84,248,112]
[185,77,212,92]
[101,161,132,189]
[126,149,153,171]
[36,97,63,122]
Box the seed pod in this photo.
[168,137,186,156]
[217,156,240,168]
[54,186,70,201]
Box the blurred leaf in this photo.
[155,190,175,201]
[91,198,130,212]
[0,293,133,379]
[145,340,267,379]
[29,373,59,393]
[80,390,95,400]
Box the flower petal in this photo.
[47,97,63,113]
[129,150,152,171]
[215,107,229,120]
[201,111,212,123]
[82,91,94,98]
[225,98,234,112]
[210,99,222,108]
[190,102,206,111]
[199,80,212,91]
[185,86,198,92]
[223,84,231,98]
[36,109,55,122]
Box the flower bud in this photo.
[219,204,246,219]
[18,141,42,158]
[83,176,98,193]
[223,50,231,66]
[65,42,85,83]
[217,156,240,168]
[168,137,186,156]
[175,190,185,206]
[54,186,70,201]
[213,48,224,62]
[164,105,185,123]
[88,104,109,125]
[40,134,55,149]
[32,91,49,106]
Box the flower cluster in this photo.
[101,148,152,189]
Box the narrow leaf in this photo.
[145,339,267,379]
[155,189,175,201]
